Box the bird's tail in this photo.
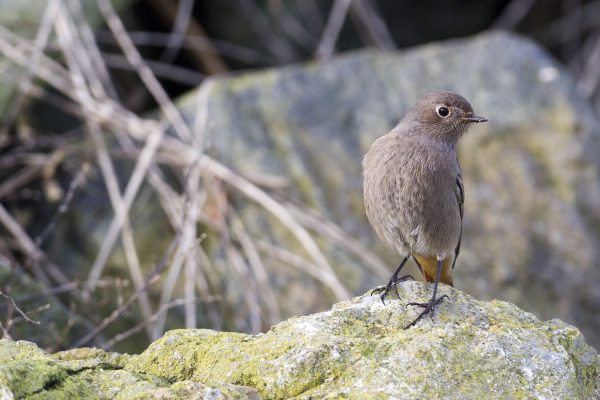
[413,254,454,287]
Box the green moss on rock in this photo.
[126,283,600,399]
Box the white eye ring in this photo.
[436,105,450,118]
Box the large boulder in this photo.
[175,31,600,346]
[0,339,259,399]
[2,284,599,398]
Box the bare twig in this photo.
[578,31,600,97]
[194,244,222,330]
[98,0,196,143]
[540,0,600,45]
[103,295,217,350]
[220,220,262,333]
[0,0,60,136]
[349,0,396,50]
[491,0,537,30]
[0,165,43,199]
[315,0,353,60]
[0,202,63,286]
[267,1,319,51]
[96,30,272,65]
[284,200,390,281]
[74,229,182,348]
[85,121,164,292]
[236,0,298,63]
[35,162,90,247]
[0,290,41,325]
[230,209,281,325]
[101,52,204,85]
[183,163,202,329]
[88,122,154,338]
[157,0,194,63]
[255,240,347,299]
[147,0,227,72]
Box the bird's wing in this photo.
[451,167,464,270]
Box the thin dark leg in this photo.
[371,256,412,304]
[404,257,449,329]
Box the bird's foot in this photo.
[370,275,415,304]
[404,294,449,329]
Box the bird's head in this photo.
[405,91,487,142]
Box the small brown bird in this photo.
[363,91,486,328]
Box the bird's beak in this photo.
[461,114,487,123]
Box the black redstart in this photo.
[362,91,487,328]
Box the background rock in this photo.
[0,339,259,399]
[175,31,600,347]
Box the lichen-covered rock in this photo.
[1,284,599,398]
[0,339,259,399]
[175,31,600,346]
[128,282,600,399]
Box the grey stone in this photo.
[176,31,600,347]
[2,284,598,399]
[130,283,600,399]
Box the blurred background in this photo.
[1,0,600,354]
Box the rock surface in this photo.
[1,283,599,399]
[174,31,600,345]
[0,339,259,399]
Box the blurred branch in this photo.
[183,163,202,330]
[0,290,41,326]
[283,200,390,281]
[0,202,70,287]
[88,122,154,339]
[147,0,227,72]
[101,52,204,85]
[267,1,319,51]
[0,0,60,137]
[255,240,346,299]
[102,296,215,350]
[0,0,366,343]
[0,165,42,199]
[74,229,182,348]
[578,31,600,98]
[236,0,298,63]
[540,0,600,45]
[315,0,353,60]
[34,162,90,247]
[96,31,273,65]
[349,0,396,50]
[157,0,194,63]
[491,0,536,30]
[229,209,281,326]
[220,216,262,333]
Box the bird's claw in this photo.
[371,275,415,304]
[404,294,449,329]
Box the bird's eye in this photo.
[436,106,450,117]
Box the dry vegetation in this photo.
[0,0,599,351]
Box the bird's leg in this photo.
[371,256,412,304]
[404,255,449,329]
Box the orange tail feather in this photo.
[413,254,454,287]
